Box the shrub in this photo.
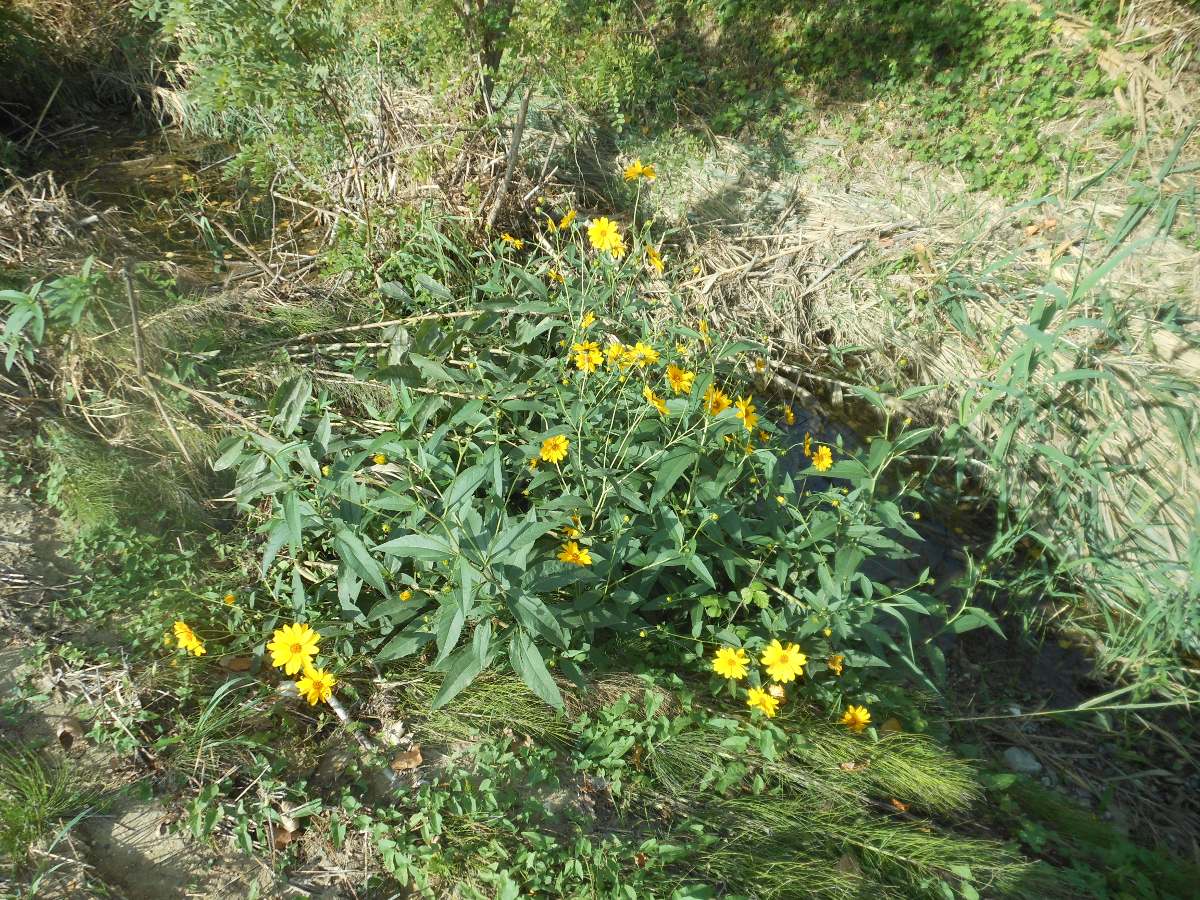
[214,211,957,713]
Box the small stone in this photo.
[1003,747,1042,775]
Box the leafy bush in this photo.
[213,213,954,712]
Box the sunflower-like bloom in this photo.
[704,385,731,416]
[173,621,206,657]
[746,687,780,718]
[841,704,871,733]
[572,341,603,373]
[645,245,664,274]
[783,405,796,426]
[500,233,524,249]
[604,341,626,367]
[580,311,595,329]
[267,622,320,675]
[587,217,627,258]
[296,666,336,706]
[623,341,659,368]
[540,435,569,464]
[558,209,577,229]
[623,159,656,182]
[712,647,749,680]
[760,639,807,683]
[665,364,695,395]
[812,445,833,472]
[557,541,592,566]
[828,653,845,676]
[643,386,668,415]
[734,395,759,433]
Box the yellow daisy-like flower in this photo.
[812,445,833,472]
[173,621,206,657]
[267,623,321,676]
[841,704,871,733]
[400,589,413,602]
[803,433,812,458]
[540,435,569,464]
[664,364,695,395]
[675,341,691,357]
[604,341,626,367]
[776,495,786,505]
[643,385,668,415]
[559,209,576,229]
[373,452,387,466]
[757,429,770,443]
[557,541,592,566]
[529,457,539,471]
[704,384,731,416]
[645,245,664,275]
[564,526,581,539]
[828,654,845,676]
[623,341,660,368]
[580,311,596,329]
[712,647,749,680]
[321,464,331,477]
[223,592,236,605]
[623,159,655,181]
[783,405,795,426]
[296,666,336,706]
[545,214,558,232]
[572,341,603,373]
[500,233,524,250]
[760,639,807,683]
[734,396,759,433]
[587,217,627,258]
[698,320,711,346]
[547,268,565,285]
[746,687,780,718]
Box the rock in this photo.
[1002,747,1042,775]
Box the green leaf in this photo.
[508,630,564,709]
[430,644,485,709]
[650,448,697,506]
[273,375,311,436]
[332,522,388,594]
[507,592,567,649]
[376,628,434,662]
[376,533,454,560]
[443,463,489,519]
[283,492,302,553]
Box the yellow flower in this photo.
[564,526,581,539]
[812,445,833,472]
[803,433,812,458]
[540,434,569,464]
[746,687,780,718]
[783,405,795,426]
[267,623,321,676]
[173,621,206,657]
[757,429,769,443]
[623,341,660,368]
[828,654,844,676]
[587,217,627,258]
[704,385,731,416]
[547,268,565,284]
[698,320,711,345]
[296,666,336,706]
[645,245,664,274]
[604,341,626,366]
[381,523,391,533]
[623,159,655,181]
[675,341,691,357]
[400,589,413,602]
[823,627,832,637]
[744,441,755,456]
[775,495,786,505]
[529,457,539,471]
[223,593,236,605]
[373,452,387,466]
[545,214,557,232]
[580,311,596,329]
[664,364,695,395]
[754,358,766,374]
[500,233,524,250]
[841,704,871,733]
[734,396,759,433]
[643,385,668,415]
[712,647,749,680]
[572,340,603,373]
[760,639,807,683]
[557,541,592,566]
[559,209,576,229]
[321,464,331,477]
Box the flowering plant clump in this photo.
[215,164,944,714]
